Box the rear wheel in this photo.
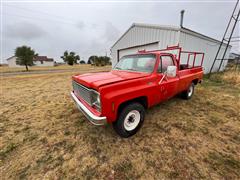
[113,103,145,138]
[181,82,194,100]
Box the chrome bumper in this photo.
[71,91,107,125]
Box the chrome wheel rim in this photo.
[188,85,193,97]
[123,110,141,131]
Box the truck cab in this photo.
[71,45,204,137]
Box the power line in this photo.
[4,4,77,23]
[3,4,107,30]
[3,12,79,26]
[2,8,106,30]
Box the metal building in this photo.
[110,23,231,73]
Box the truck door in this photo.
[157,55,179,101]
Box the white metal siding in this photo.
[118,42,159,59]
[8,57,22,67]
[111,26,179,66]
[111,24,231,74]
[179,32,230,73]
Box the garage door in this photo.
[118,42,159,61]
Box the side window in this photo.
[159,56,174,73]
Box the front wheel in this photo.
[181,82,195,100]
[113,103,145,138]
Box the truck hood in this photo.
[72,70,150,89]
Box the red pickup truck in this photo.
[71,45,204,138]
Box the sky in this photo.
[1,0,239,63]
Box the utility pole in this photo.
[208,0,240,77]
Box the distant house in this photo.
[7,56,21,67]
[54,61,66,66]
[33,56,54,66]
[0,63,8,67]
[7,56,54,67]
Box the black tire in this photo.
[113,102,145,138]
[181,82,195,100]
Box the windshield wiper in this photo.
[126,68,136,71]
[115,67,136,71]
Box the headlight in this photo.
[91,91,101,112]
[97,95,100,104]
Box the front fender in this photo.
[101,85,156,123]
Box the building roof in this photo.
[34,56,54,62]
[111,23,230,48]
[6,56,15,61]
[230,52,240,56]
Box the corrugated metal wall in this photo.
[179,31,230,73]
[111,25,231,73]
[111,26,179,65]
[118,42,159,59]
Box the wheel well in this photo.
[192,79,199,85]
[117,96,148,116]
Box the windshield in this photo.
[114,54,156,73]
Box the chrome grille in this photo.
[72,81,92,105]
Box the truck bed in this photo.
[178,66,203,92]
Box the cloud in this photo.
[83,22,120,57]
[75,21,85,29]
[80,22,120,58]
[2,1,238,63]
[5,22,46,40]
[103,22,120,43]
[91,23,99,29]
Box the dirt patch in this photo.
[1,68,239,179]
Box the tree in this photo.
[61,51,80,65]
[15,45,37,71]
[98,56,110,66]
[79,60,85,64]
[103,56,110,65]
[88,55,111,66]
[88,55,98,65]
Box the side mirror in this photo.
[166,66,177,77]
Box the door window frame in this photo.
[158,54,175,73]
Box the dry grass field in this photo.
[0,64,99,73]
[0,67,239,179]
